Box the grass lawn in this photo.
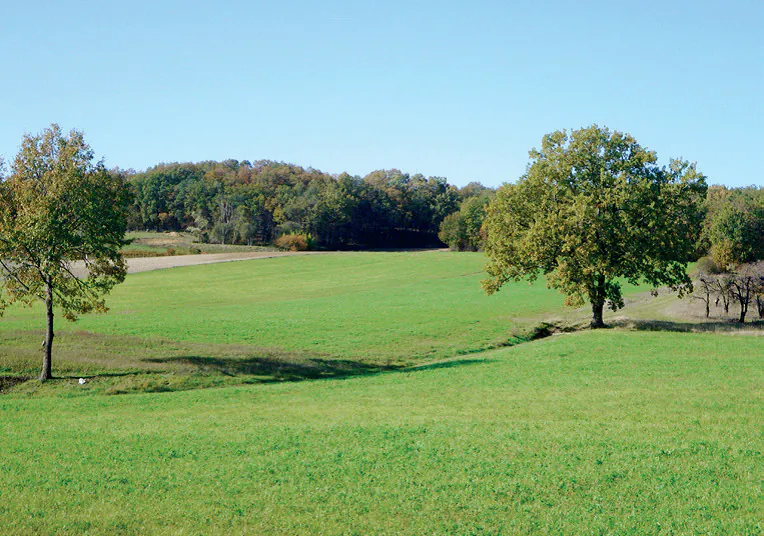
[0,330,760,534]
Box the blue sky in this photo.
[1,0,761,187]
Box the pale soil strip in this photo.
[123,251,324,274]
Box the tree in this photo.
[693,275,715,318]
[438,195,490,251]
[482,125,707,328]
[705,189,764,270]
[0,125,130,381]
[438,211,468,251]
[728,262,764,323]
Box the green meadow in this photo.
[2,252,564,355]
[0,251,761,534]
[1,251,627,393]
[1,331,761,534]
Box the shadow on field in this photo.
[145,355,399,382]
[611,319,764,333]
[0,376,31,393]
[406,358,491,373]
[60,371,147,379]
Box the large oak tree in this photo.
[482,125,707,327]
[0,125,130,380]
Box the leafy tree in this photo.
[460,195,490,250]
[458,181,493,200]
[233,205,259,245]
[0,125,130,380]
[439,195,490,251]
[705,189,764,269]
[438,211,467,251]
[482,125,707,328]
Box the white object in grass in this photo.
[78,378,86,385]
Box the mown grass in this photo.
[1,252,604,381]
[0,330,760,534]
[0,252,754,395]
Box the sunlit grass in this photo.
[1,252,584,372]
[0,330,760,534]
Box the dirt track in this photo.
[124,251,322,274]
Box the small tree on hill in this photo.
[693,275,715,318]
[0,125,130,381]
[482,125,707,328]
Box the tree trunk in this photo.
[591,300,605,328]
[738,290,748,323]
[734,282,751,323]
[590,274,606,328]
[40,282,54,381]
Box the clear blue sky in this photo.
[1,0,761,187]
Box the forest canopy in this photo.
[123,160,488,249]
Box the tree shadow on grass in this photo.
[59,371,148,380]
[610,318,764,334]
[0,376,31,393]
[145,355,400,382]
[404,358,491,373]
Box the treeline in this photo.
[123,159,492,249]
[122,158,761,259]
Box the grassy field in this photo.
[1,251,636,393]
[1,251,760,533]
[1,330,760,534]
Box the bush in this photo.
[438,212,467,251]
[276,233,311,251]
[696,256,722,275]
[438,195,489,251]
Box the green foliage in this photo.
[0,125,130,378]
[438,195,490,251]
[483,125,707,327]
[703,186,764,269]
[457,181,493,199]
[126,162,461,249]
[437,211,467,250]
[0,331,759,533]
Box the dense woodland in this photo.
[122,159,761,260]
[123,160,492,249]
